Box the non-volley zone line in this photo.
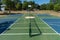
[9,27,50,29]
[0,33,58,35]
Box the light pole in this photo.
[28,5,31,16]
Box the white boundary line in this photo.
[42,33,58,35]
[40,18,60,35]
[0,33,58,35]
[1,16,21,34]
[9,27,50,29]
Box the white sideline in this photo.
[0,33,58,35]
[40,18,59,35]
[9,27,50,29]
[1,17,21,34]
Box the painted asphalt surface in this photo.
[0,13,60,40]
[0,14,23,34]
[43,18,60,33]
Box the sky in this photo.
[21,0,50,5]
[33,0,50,5]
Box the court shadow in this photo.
[29,19,42,37]
[0,21,14,34]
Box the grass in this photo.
[0,13,60,40]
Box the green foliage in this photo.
[49,3,54,10]
[22,1,35,10]
[2,0,12,13]
[54,4,60,11]
[28,1,36,10]
[40,4,47,10]
[46,3,54,10]
[56,0,60,4]
[0,2,1,5]
[2,0,12,6]
[16,3,22,10]
[2,0,21,10]
[36,4,40,9]
[2,0,60,11]
[22,1,28,10]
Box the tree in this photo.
[13,0,21,9]
[0,2,2,11]
[2,0,22,11]
[46,3,54,10]
[13,0,20,4]
[2,0,13,13]
[35,4,40,10]
[16,2,22,10]
[54,4,60,11]
[40,4,47,10]
[22,1,28,10]
[22,1,37,10]
[28,1,36,10]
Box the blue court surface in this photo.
[37,14,52,17]
[0,13,60,40]
[0,14,22,34]
[43,18,60,33]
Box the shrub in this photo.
[16,3,22,10]
[54,4,60,11]
[40,4,47,10]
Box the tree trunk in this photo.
[9,5,11,14]
[9,8,11,13]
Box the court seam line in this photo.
[40,18,59,35]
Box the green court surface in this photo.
[0,13,60,40]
